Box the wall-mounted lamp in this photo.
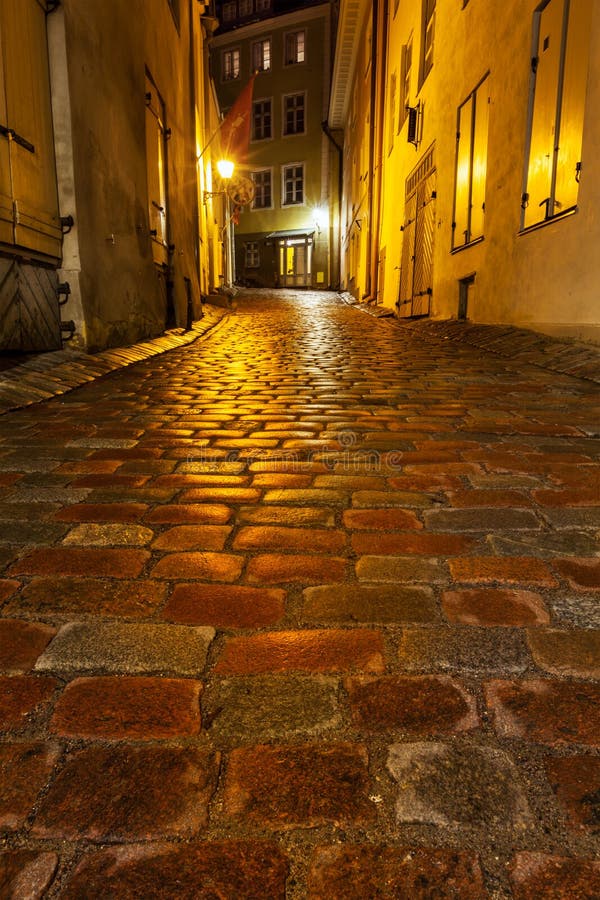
[203,159,235,202]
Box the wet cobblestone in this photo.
[0,290,599,897]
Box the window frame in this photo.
[284,29,306,65]
[244,241,260,268]
[251,168,274,210]
[282,92,306,137]
[252,37,272,72]
[222,1,237,22]
[251,97,273,142]
[222,48,241,82]
[400,36,413,130]
[282,162,305,206]
[419,0,436,87]
[451,73,490,251]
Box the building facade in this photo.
[0,0,226,353]
[211,0,333,289]
[330,0,600,344]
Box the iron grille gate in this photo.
[397,147,436,318]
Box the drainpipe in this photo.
[321,120,343,290]
[371,0,388,305]
[366,0,388,303]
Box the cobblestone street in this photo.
[1,289,599,898]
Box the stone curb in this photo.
[340,293,600,385]
[0,306,230,415]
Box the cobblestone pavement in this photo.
[0,289,599,898]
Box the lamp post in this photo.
[204,159,235,289]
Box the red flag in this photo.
[217,74,256,166]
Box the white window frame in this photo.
[282,92,306,136]
[452,74,490,250]
[251,97,272,142]
[252,37,272,72]
[282,163,305,206]
[284,29,306,65]
[222,48,240,82]
[244,241,260,267]
[521,0,592,230]
[251,168,274,209]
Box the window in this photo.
[252,38,271,72]
[283,164,304,205]
[252,99,272,140]
[400,37,413,128]
[283,93,305,136]
[245,242,260,267]
[285,30,305,65]
[420,0,436,85]
[256,0,271,10]
[145,75,169,265]
[222,1,236,21]
[388,72,397,153]
[251,169,273,208]
[452,75,490,249]
[522,0,592,229]
[239,0,253,15]
[222,48,240,81]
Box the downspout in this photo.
[365,0,378,301]
[321,120,343,290]
[371,0,388,304]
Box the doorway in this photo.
[397,145,436,318]
[278,235,312,287]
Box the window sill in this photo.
[519,206,577,235]
[451,236,484,254]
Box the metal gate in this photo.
[397,146,436,318]
[0,0,63,351]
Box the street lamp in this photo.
[216,158,235,180]
[203,159,236,287]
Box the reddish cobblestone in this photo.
[302,583,437,623]
[307,846,486,899]
[246,553,346,584]
[509,852,600,899]
[5,577,167,618]
[342,508,423,530]
[346,675,478,734]
[0,742,61,830]
[214,629,386,674]
[222,743,374,828]
[552,557,600,591]
[0,851,58,899]
[352,532,474,555]
[144,503,232,524]
[0,675,58,731]
[53,502,149,522]
[151,551,243,581]
[545,756,600,834]
[234,525,346,553]
[0,620,56,672]
[31,745,218,841]
[532,487,600,506]
[527,628,600,677]
[449,556,558,587]
[485,679,600,746]
[0,579,20,603]
[163,583,285,627]
[60,842,288,899]
[442,589,550,626]
[50,676,202,739]
[9,548,149,578]
[151,525,231,551]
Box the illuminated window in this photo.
[420,0,435,85]
[522,0,592,229]
[252,38,271,72]
[452,75,490,249]
[251,169,272,208]
[285,30,305,65]
[283,93,305,135]
[282,164,304,205]
[222,2,236,21]
[252,99,272,140]
[222,48,240,81]
[400,37,413,128]
[245,241,260,267]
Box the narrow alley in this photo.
[1,290,599,898]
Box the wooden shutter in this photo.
[470,86,489,241]
[453,95,472,248]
